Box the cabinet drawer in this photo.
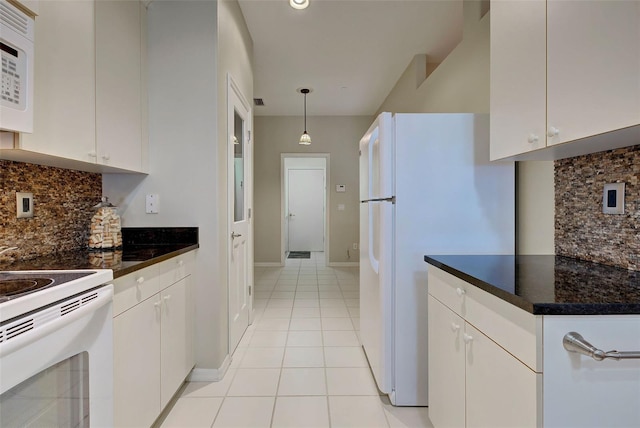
[157,251,195,290]
[113,264,161,316]
[429,266,542,372]
[428,265,470,316]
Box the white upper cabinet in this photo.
[490,0,640,161]
[18,1,97,164]
[95,0,146,172]
[3,0,148,173]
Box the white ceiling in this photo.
[237,0,463,116]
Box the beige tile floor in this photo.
[159,252,433,428]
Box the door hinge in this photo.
[248,130,251,142]
[248,285,252,296]
[248,208,252,219]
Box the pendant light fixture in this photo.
[299,88,312,145]
[289,0,309,10]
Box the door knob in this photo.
[231,232,242,239]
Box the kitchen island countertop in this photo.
[424,254,640,315]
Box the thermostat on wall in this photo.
[336,185,346,193]
[603,182,625,214]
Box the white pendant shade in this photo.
[299,131,311,145]
[289,0,309,10]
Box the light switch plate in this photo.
[336,185,346,193]
[603,182,624,214]
[16,192,33,218]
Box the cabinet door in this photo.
[160,277,194,408]
[547,0,640,146]
[490,0,546,160]
[19,1,96,162]
[95,0,144,171]
[113,296,161,428]
[428,295,465,428]
[465,323,539,428]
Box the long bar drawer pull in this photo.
[563,332,640,361]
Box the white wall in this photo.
[103,0,254,371]
[376,0,554,254]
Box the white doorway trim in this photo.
[280,153,330,266]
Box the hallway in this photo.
[158,253,432,427]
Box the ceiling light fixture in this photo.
[289,0,309,10]
[298,88,311,145]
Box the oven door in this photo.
[0,285,113,427]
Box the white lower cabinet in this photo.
[114,295,161,427]
[428,265,640,428]
[428,267,541,428]
[113,253,195,427]
[428,296,465,428]
[160,278,193,409]
[465,323,539,428]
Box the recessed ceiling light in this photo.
[289,0,309,10]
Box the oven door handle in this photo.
[0,288,112,358]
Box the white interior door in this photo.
[228,76,251,354]
[288,169,324,251]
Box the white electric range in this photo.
[0,269,114,427]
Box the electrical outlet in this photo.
[146,194,159,214]
[353,243,358,250]
[16,192,33,218]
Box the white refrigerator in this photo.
[359,113,515,406]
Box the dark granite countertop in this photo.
[1,227,198,279]
[424,255,640,315]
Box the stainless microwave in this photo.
[0,0,34,133]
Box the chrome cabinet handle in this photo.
[563,332,640,361]
[231,232,242,239]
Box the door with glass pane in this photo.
[228,76,252,354]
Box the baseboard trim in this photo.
[254,262,283,267]
[187,355,231,382]
[328,262,359,267]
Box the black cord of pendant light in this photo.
[302,88,309,132]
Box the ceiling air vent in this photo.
[253,98,265,107]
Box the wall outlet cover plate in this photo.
[16,192,33,218]
[603,182,625,214]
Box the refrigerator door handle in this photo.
[367,127,378,200]
[360,197,395,204]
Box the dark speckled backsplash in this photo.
[555,144,640,271]
[0,160,102,262]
